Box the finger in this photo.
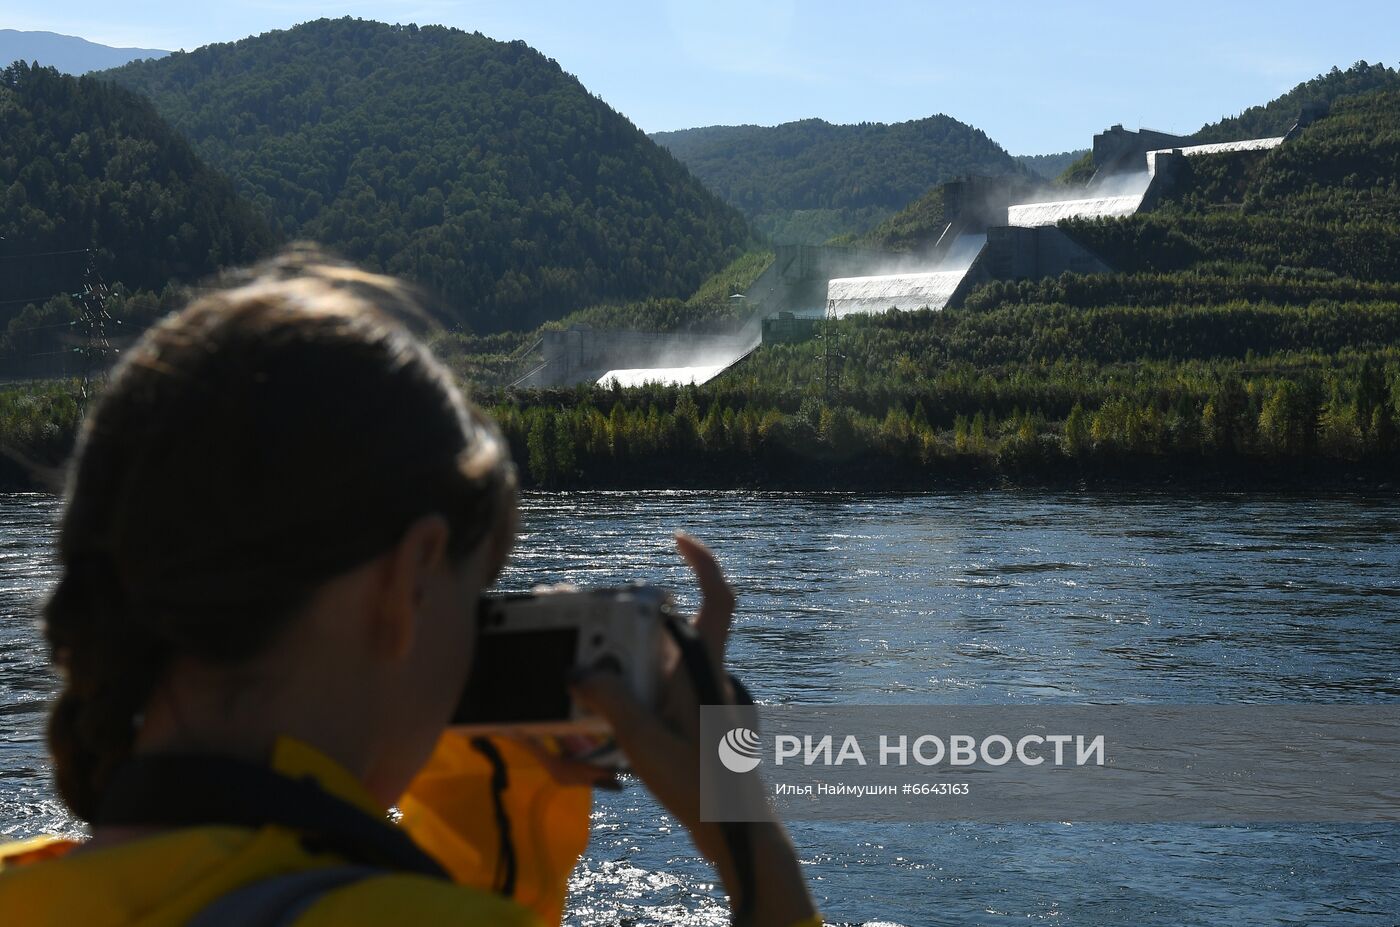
[675,532,735,665]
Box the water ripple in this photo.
[2,491,1399,923]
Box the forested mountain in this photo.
[0,30,168,75]
[0,62,273,314]
[104,18,752,333]
[1193,60,1400,143]
[651,116,1026,245]
[8,53,1400,489]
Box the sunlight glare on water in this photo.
[2,491,1398,925]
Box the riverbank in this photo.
[4,424,1395,496]
[6,372,1398,495]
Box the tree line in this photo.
[483,349,1400,488]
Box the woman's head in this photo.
[46,246,517,821]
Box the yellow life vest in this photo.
[0,733,592,926]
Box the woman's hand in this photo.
[572,532,817,927]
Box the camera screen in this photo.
[453,627,578,724]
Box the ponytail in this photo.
[46,555,170,822]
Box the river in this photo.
[3,491,1398,924]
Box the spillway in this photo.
[597,364,729,388]
[825,270,967,316]
[1007,193,1145,228]
[820,233,987,318]
[1147,136,1285,174]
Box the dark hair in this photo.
[45,246,515,822]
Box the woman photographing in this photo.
[0,248,818,927]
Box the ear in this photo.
[373,514,451,662]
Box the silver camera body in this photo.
[452,583,670,735]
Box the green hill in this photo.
[0,62,274,373]
[0,62,272,292]
[856,185,949,252]
[1193,60,1400,144]
[651,116,1027,245]
[103,17,752,333]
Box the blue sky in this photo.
[4,1,1396,153]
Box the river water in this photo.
[3,491,1398,924]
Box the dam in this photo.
[517,116,1311,388]
[1147,136,1284,175]
[808,120,1303,321]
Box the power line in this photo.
[0,295,74,307]
[0,248,91,261]
[10,320,78,334]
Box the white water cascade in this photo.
[823,233,988,317]
[1007,192,1145,227]
[1147,136,1285,175]
[596,363,730,388]
[825,269,967,316]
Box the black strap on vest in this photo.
[468,736,517,897]
[95,754,450,880]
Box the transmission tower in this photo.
[75,251,116,401]
[820,298,843,402]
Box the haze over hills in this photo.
[103,17,752,333]
[651,116,1027,245]
[0,29,168,74]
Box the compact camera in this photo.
[451,584,670,734]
